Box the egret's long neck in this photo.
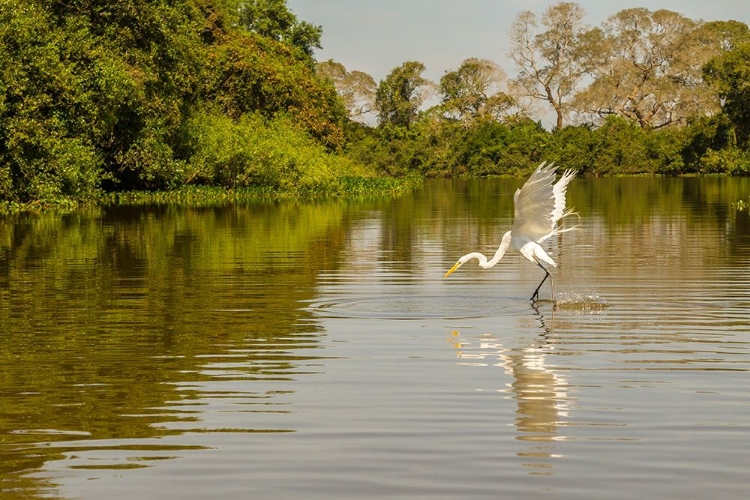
[481,231,512,269]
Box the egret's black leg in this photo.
[530,262,552,302]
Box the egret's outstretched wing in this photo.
[550,168,576,225]
[511,162,558,242]
[511,162,577,243]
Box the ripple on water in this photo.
[307,294,534,320]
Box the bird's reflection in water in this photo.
[448,305,571,475]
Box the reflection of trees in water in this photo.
[314,178,749,285]
[395,177,750,265]
[0,201,354,492]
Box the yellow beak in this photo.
[444,262,460,278]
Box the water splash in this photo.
[554,290,609,310]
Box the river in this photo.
[1,176,750,499]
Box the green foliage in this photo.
[375,61,429,128]
[704,39,750,148]
[587,116,653,175]
[99,175,420,208]
[184,111,364,191]
[442,118,549,176]
[549,118,686,176]
[344,112,748,178]
[439,58,513,122]
[639,122,686,175]
[346,117,551,178]
[680,115,737,172]
[0,1,105,201]
[0,0,357,207]
[344,124,419,177]
[204,30,346,149]
[239,0,322,59]
[549,125,598,175]
[699,148,750,174]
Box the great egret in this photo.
[444,162,577,302]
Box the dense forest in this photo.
[0,0,373,208]
[1,0,750,209]
[332,4,750,179]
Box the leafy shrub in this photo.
[204,30,346,149]
[700,148,750,174]
[185,111,367,191]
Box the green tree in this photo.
[203,30,346,149]
[703,24,750,147]
[375,61,431,128]
[439,58,515,123]
[239,0,322,58]
[0,1,107,201]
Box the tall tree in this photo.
[509,2,588,130]
[239,0,322,58]
[439,58,515,123]
[703,23,750,146]
[317,60,376,121]
[574,8,720,129]
[703,20,750,52]
[375,61,431,128]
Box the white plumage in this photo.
[444,161,578,302]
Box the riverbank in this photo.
[0,176,423,214]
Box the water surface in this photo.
[1,177,750,499]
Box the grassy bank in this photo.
[0,176,423,214]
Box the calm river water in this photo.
[1,177,750,499]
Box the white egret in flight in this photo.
[444,162,577,302]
